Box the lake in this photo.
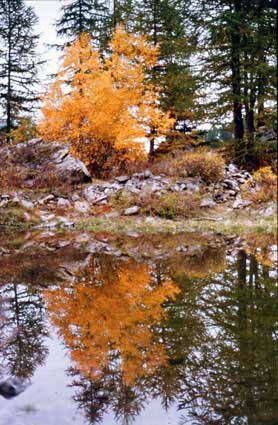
[0,230,277,425]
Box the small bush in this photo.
[243,166,277,203]
[111,190,199,219]
[84,144,147,179]
[151,149,225,183]
[0,165,27,189]
[9,117,37,144]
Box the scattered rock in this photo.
[23,212,31,222]
[56,151,91,183]
[0,199,9,207]
[57,197,71,208]
[257,129,276,142]
[262,205,275,217]
[74,201,90,213]
[144,169,152,178]
[200,198,217,208]
[127,231,139,238]
[58,217,75,227]
[145,217,156,224]
[75,233,90,243]
[105,211,120,219]
[40,213,56,222]
[232,197,252,209]
[187,182,200,192]
[92,195,108,205]
[115,175,130,183]
[87,241,107,253]
[226,163,238,174]
[222,179,239,191]
[38,194,55,205]
[127,186,140,194]
[71,193,80,202]
[0,377,30,399]
[176,245,188,253]
[20,199,34,209]
[123,206,140,215]
[58,240,71,248]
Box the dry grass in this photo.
[111,189,200,219]
[242,166,277,203]
[150,149,225,184]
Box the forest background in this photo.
[0,0,277,174]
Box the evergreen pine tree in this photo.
[56,0,110,49]
[184,0,277,165]
[133,0,196,117]
[117,0,196,153]
[0,0,41,139]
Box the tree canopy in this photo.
[0,0,41,139]
[39,26,173,175]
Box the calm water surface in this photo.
[0,232,277,425]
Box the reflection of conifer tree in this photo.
[147,259,209,411]
[0,283,48,379]
[67,367,146,425]
[68,367,111,424]
[178,251,278,425]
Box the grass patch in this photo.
[0,205,40,228]
[111,190,201,219]
[76,208,277,236]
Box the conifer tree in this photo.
[133,0,196,120]
[184,0,277,165]
[0,0,41,139]
[56,0,110,49]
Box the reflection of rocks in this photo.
[0,377,30,399]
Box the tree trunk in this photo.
[7,1,12,142]
[230,0,245,165]
[78,0,83,33]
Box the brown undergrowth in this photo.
[111,190,201,219]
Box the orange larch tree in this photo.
[38,26,174,176]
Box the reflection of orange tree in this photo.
[44,257,179,385]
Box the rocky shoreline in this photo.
[0,138,276,233]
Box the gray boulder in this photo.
[56,152,91,183]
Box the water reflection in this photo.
[0,234,277,425]
[177,249,278,425]
[44,257,179,385]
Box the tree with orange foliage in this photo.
[39,26,174,176]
